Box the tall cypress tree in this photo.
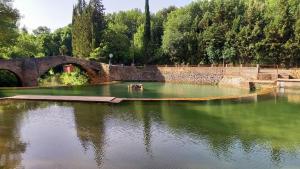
[143,0,151,63]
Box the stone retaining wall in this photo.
[108,66,258,86]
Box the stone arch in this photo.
[0,69,24,87]
[0,56,110,87]
[36,56,102,84]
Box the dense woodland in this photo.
[1,0,300,67]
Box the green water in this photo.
[0,91,300,169]
[0,82,250,98]
[0,88,300,169]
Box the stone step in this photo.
[258,73,277,80]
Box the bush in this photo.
[39,67,89,87]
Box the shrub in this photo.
[39,67,89,87]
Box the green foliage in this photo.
[0,25,72,59]
[0,0,19,47]
[39,67,89,87]
[0,31,44,59]
[143,0,152,63]
[2,0,300,67]
[99,9,145,64]
[53,25,73,56]
[72,0,105,58]
[97,23,131,63]
[162,0,300,66]
[162,5,198,64]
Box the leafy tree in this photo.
[33,26,57,56]
[92,22,131,64]
[33,26,51,36]
[53,25,73,56]
[162,4,199,64]
[0,31,43,59]
[262,0,295,65]
[0,0,19,47]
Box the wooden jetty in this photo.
[5,95,123,104]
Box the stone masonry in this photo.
[0,56,109,87]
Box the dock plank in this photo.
[1,88,274,103]
[277,79,300,82]
[6,95,120,103]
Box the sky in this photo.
[13,0,193,31]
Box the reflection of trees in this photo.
[0,101,28,168]
[118,102,166,155]
[72,103,110,167]
[158,99,300,164]
[110,98,300,166]
[0,100,48,168]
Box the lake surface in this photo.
[0,87,300,169]
[0,82,250,98]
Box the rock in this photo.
[128,84,144,91]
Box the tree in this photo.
[262,0,295,65]
[162,4,199,64]
[53,25,73,56]
[33,26,57,56]
[72,0,105,58]
[95,22,131,63]
[0,0,19,47]
[151,6,177,64]
[105,9,144,64]
[33,26,51,36]
[0,30,43,59]
[143,0,152,63]
[89,0,105,49]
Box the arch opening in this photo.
[38,64,92,87]
[0,69,23,87]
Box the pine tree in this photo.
[143,0,151,63]
[72,0,105,58]
[89,0,105,49]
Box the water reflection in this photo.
[0,94,300,168]
[73,103,109,167]
[0,101,42,169]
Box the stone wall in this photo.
[220,66,259,88]
[108,65,259,88]
[225,66,258,80]
[109,66,225,84]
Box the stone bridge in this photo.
[0,56,109,87]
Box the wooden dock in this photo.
[5,95,123,104]
[250,80,276,84]
[277,79,300,82]
[1,88,273,104]
[123,91,271,102]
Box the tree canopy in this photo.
[1,0,300,67]
[72,0,105,58]
[0,0,19,47]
